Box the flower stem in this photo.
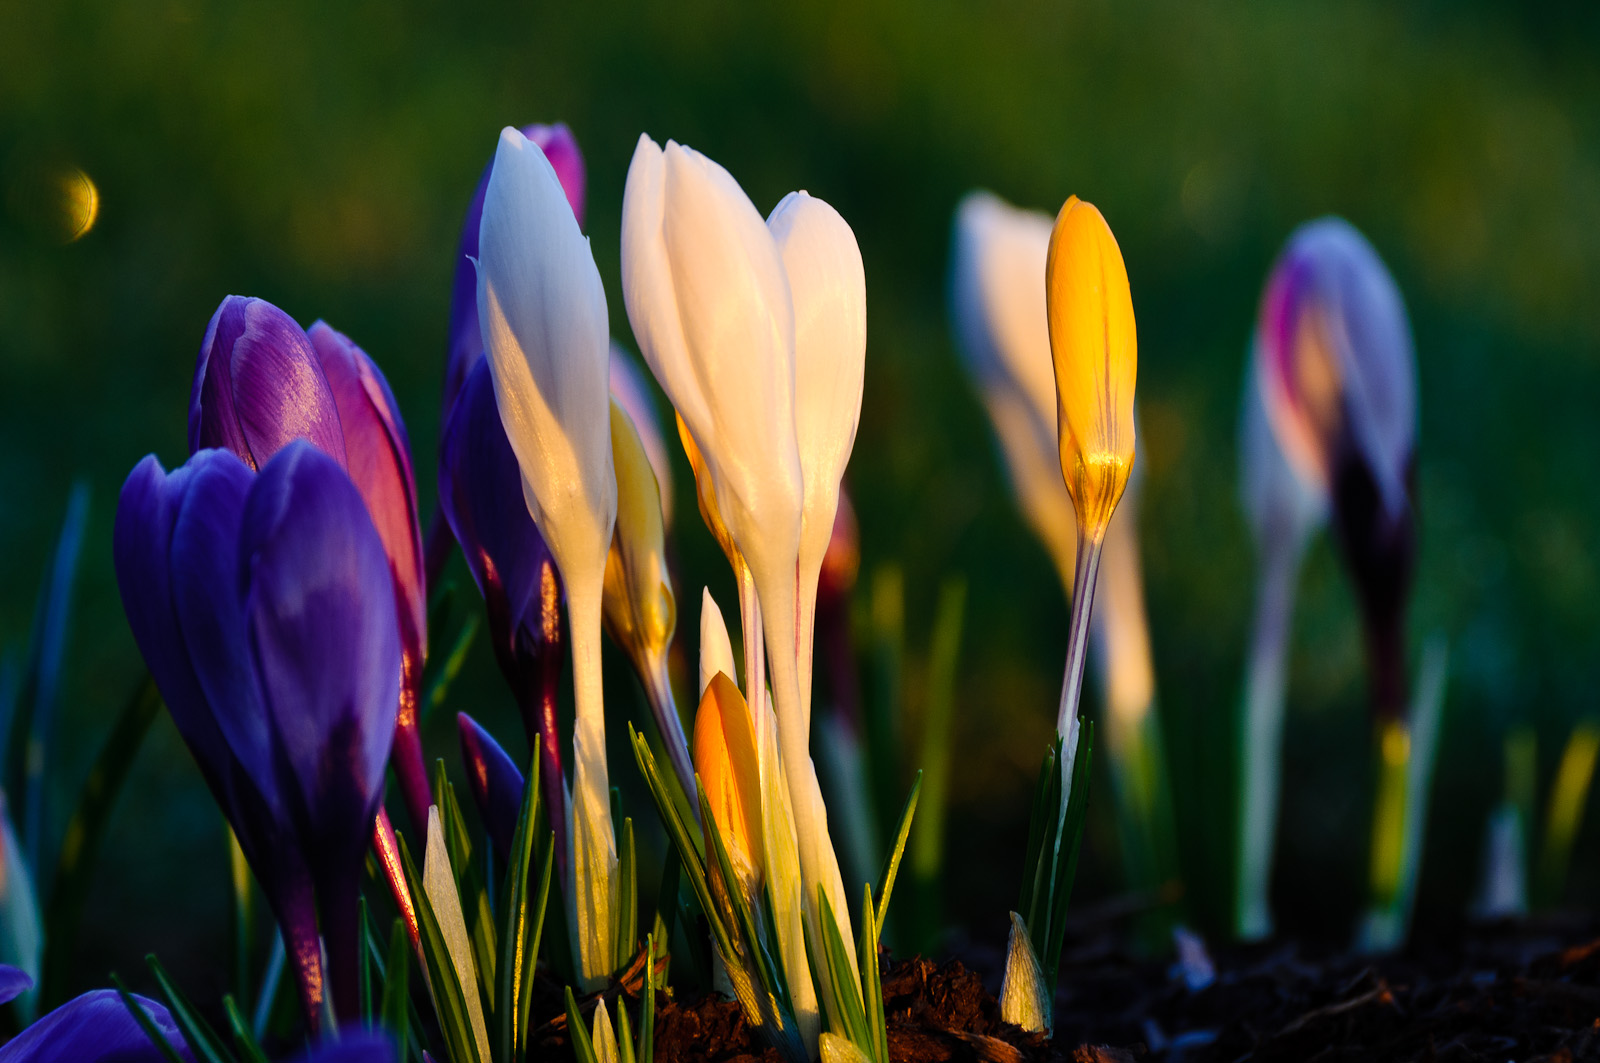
[1055,530,1105,742]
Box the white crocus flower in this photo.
[477,125,619,989]
[768,191,867,737]
[622,135,858,1046]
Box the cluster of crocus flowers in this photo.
[621,135,868,1055]
[1239,216,1440,950]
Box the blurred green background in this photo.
[3,0,1598,1003]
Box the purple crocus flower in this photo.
[114,442,400,1026]
[439,358,567,873]
[1255,217,1417,717]
[0,989,192,1063]
[189,295,432,833]
[457,712,526,867]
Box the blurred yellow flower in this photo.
[1045,196,1137,541]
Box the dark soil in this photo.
[545,914,1600,1062]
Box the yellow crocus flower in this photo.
[694,671,765,898]
[1045,196,1137,542]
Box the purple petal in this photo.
[241,442,400,856]
[307,321,431,832]
[442,123,587,422]
[189,296,348,470]
[0,964,32,1005]
[283,1031,396,1063]
[0,989,193,1063]
[457,712,526,866]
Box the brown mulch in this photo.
[547,915,1600,1062]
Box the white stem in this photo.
[1056,533,1105,745]
[566,580,619,989]
[1234,538,1303,941]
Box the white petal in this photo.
[698,587,738,698]
[609,342,674,529]
[591,998,620,1063]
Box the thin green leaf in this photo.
[145,953,232,1063]
[616,997,636,1063]
[616,817,637,971]
[10,481,89,871]
[520,831,555,1058]
[1015,740,1060,930]
[1042,722,1093,996]
[815,886,869,1050]
[229,826,254,1008]
[40,674,161,1008]
[631,727,729,959]
[223,995,269,1063]
[435,760,497,1003]
[399,831,482,1063]
[496,754,540,1063]
[639,932,656,1063]
[698,788,785,1005]
[381,919,411,1061]
[858,885,888,1063]
[423,615,481,725]
[112,973,187,1063]
[874,772,921,936]
[358,895,373,1025]
[565,986,600,1063]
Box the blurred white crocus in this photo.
[622,134,858,1048]
[477,125,619,989]
[949,192,1076,590]
[768,191,867,734]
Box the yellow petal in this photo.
[1045,196,1137,541]
[693,672,765,891]
[676,412,742,570]
[603,399,677,674]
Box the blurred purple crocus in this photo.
[114,442,400,1027]
[0,989,191,1063]
[439,358,568,873]
[1255,217,1418,718]
[188,295,432,834]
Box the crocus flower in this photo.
[114,443,399,1025]
[1255,216,1417,717]
[768,191,867,735]
[438,357,568,871]
[0,989,191,1063]
[602,398,693,799]
[1234,357,1328,941]
[477,125,617,989]
[622,135,858,1043]
[1045,195,1138,741]
[609,344,674,529]
[189,295,432,833]
[443,123,588,424]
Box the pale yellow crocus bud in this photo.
[603,398,693,800]
[694,672,766,901]
[676,411,741,572]
[1046,196,1137,543]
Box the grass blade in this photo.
[495,753,540,1063]
[565,986,600,1063]
[381,919,411,1060]
[40,674,161,1008]
[639,932,656,1063]
[815,886,869,1050]
[223,994,269,1063]
[616,817,637,971]
[424,615,481,725]
[1042,722,1093,995]
[146,953,232,1063]
[875,772,921,936]
[858,885,888,1063]
[399,831,482,1063]
[112,974,188,1063]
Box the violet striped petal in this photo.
[0,964,31,1005]
[189,296,348,470]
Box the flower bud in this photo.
[694,672,765,898]
[1045,196,1137,541]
